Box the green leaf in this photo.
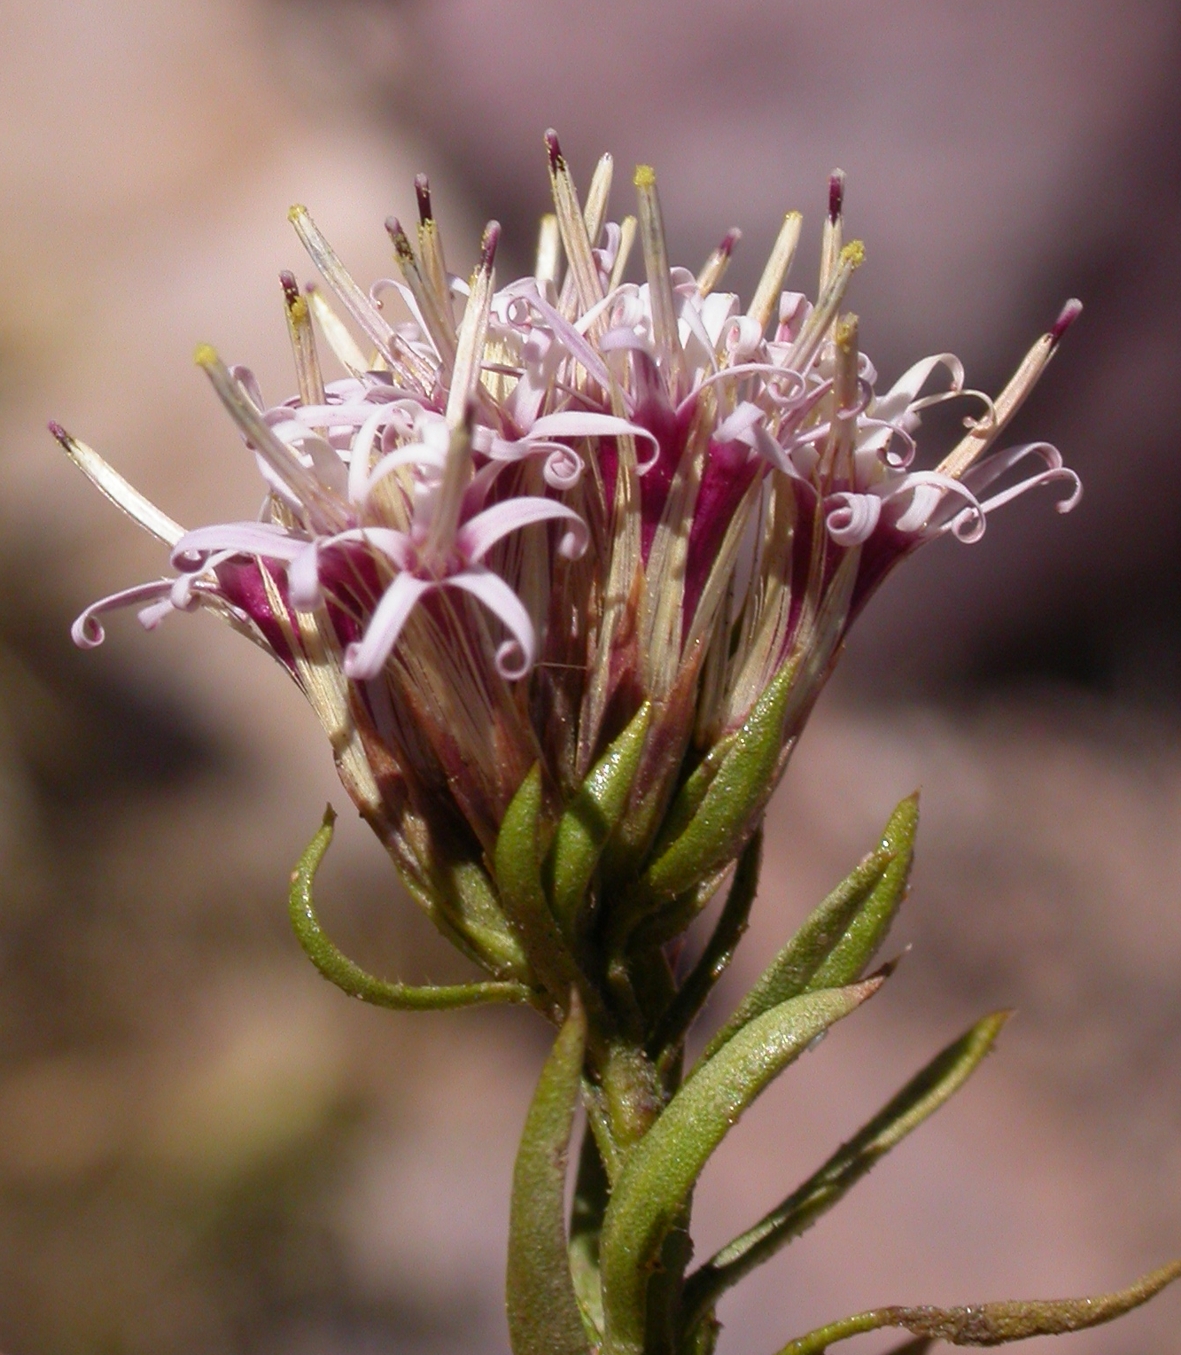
[568,1125,610,1339]
[437,857,529,976]
[547,702,652,931]
[683,1012,1010,1329]
[598,979,883,1355]
[289,809,531,1009]
[495,765,585,1011]
[808,793,918,989]
[640,657,799,903]
[697,794,917,1067]
[506,994,592,1355]
[774,1259,1181,1354]
[649,828,763,1068]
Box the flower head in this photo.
[58,135,1080,986]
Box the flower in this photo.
[57,137,1080,982]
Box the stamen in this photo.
[818,169,846,293]
[697,227,741,297]
[784,239,865,373]
[194,345,348,531]
[280,271,325,408]
[609,215,637,291]
[583,152,614,250]
[415,173,452,320]
[546,129,605,319]
[535,213,562,287]
[937,298,1083,481]
[305,283,369,378]
[819,313,859,486]
[634,163,686,396]
[425,405,475,565]
[445,222,498,427]
[289,204,433,389]
[415,173,432,224]
[1050,296,1084,348]
[50,423,184,547]
[746,212,802,332]
[386,216,458,368]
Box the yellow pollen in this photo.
[633,164,656,189]
[193,342,219,368]
[288,295,309,324]
[835,315,859,352]
[287,203,307,223]
[840,239,866,268]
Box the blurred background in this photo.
[1,2,1180,1351]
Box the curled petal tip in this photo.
[414,173,432,222]
[1050,297,1083,347]
[828,168,846,222]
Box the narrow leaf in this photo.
[495,765,587,1012]
[650,829,764,1067]
[809,793,918,989]
[547,702,653,931]
[699,857,890,1066]
[507,994,592,1355]
[599,980,883,1355]
[568,1125,610,1339]
[644,657,798,897]
[684,1012,1010,1328]
[289,810,531,1009]
[774,1259,1181,1354]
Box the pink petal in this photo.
[172,521,307,572]
[446,567,536,680]
[343,572,434,679]
[71,580,178,648]
[455,498,589,564]
[825,492,883,546]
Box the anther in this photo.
[1049,298,1083,349]
[415,173,433,224]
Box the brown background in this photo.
[1,3,1180,1351]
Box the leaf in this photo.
[697,794,917,1067]
[598,979,883,1355]
[506,994,592,1355]
[649,828,763,1068]
[495,765,586,1011]
[809,793,918,989]
[289,809,531,1009]
[774,1259,1181,1354]
[640,657,798,903]
[683,1012,1010,1329]
[547,702,652,931]
[437,857,529,976]
[568,1126,610,1339]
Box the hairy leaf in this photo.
[698,794,917,1066]
[548,702,652,930]
[775,1259,1181,1353]
[599,979,882,1355]
[507,995,592,1355]
[684,1012,1009,1328]
[289,810,531,1009]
